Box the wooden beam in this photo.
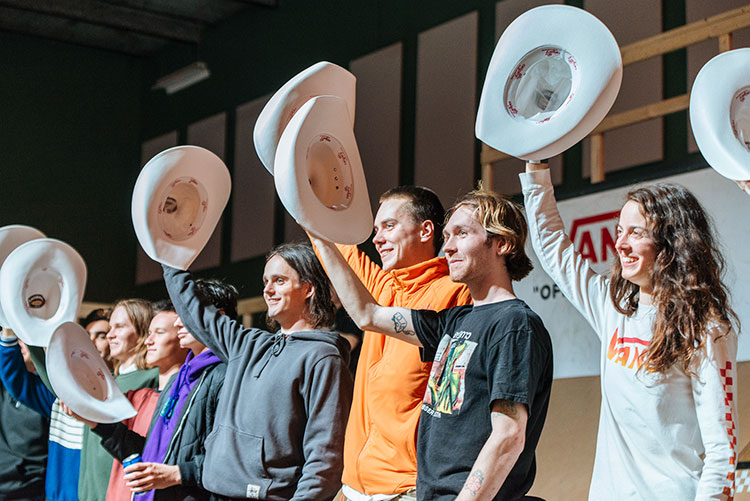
[238,296,267,315]
[592,94,690,135]
[590,134,605,183]
[620,5,750,65]
[0,0,203,43]
[719,32,734,52]
[481,160,494,192]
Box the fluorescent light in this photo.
[152,62,210,94]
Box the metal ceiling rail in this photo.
[480,4,750,186]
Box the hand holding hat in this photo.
[47,321,136,423]
[255,61,373,245]
[690,48,750,184]
[132,145,231,270]
[0,238,86,347]
[0,225,46,328]
[476,5,622,161]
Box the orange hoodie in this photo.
[335,244,471,495]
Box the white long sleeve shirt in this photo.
[521,169,737,500]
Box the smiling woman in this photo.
[521,163,739,500]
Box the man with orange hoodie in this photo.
[328,186,471,501]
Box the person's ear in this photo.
[303,283,314,300]
[419,220,434,244]
[497,239,513,257]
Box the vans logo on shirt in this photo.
[606,328,648,371]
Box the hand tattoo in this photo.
[392,312,416,337]
[465,469,484,497]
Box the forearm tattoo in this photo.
[464,469,485,497]
[392,312,416,337]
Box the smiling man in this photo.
[161,242,353,500]
[315,186,471,501]
[311,188,553,500]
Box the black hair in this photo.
[194,278,239,321]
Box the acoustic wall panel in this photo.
[136,131,178,285]
[232,95,276,261]
[350,42,402,209]
[414,12,478,208]
[583,0,663,175]
[187,113,226,271]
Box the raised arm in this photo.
[0,332,55,417]
[162,264,249,362]
[309,236,422,347]
[456,400,528,500]
[520,162,610,336]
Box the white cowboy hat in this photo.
[0,238,86,347]
[476,4,622,161]
[274,95,373,244]
[254,61,356,174]
[132,145,231,270]
[0,225,46,328]
[690,48,750,181]
[46,322,136,424]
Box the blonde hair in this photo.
[446,187,533,281]
[110,298,154,375]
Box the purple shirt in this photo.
[138,350,221,500]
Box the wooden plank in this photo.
[590,134,605,184]
[719,32,734,52]
[481,161,494,192]
[592,94,690,135]
[238,296,267,315]
[620,5,750,65]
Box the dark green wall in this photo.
[0,31,144,302]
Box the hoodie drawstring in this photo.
[254,333,286,377]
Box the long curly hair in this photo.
[608,183,738,375]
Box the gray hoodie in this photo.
[163,265,353,501]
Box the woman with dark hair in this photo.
[160,241,353,500]
[521,162,738,500]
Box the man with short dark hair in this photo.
[317,185,471,501]
[312,188,553,500]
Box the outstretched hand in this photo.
[60,401,98,429]
[124,462,182,492]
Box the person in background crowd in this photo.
[162,242,353,500]
[77,299,159,501]
[0,307,114,501]
[521,161,738,499]
[0,332,48,501]
[313,186,471,501]
[84,280,236,501]
[82,308,113,371]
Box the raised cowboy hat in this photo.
[274,95,373,244]
[476,4,622,161]
[690,48,750,181]
[0,238,86,347]
[0,225,46,328]
[254,61,356,174]
[47,322,136,424]
[132,145,231,270]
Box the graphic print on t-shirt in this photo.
[424,332,477,415]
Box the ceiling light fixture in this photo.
[152,62,211,94]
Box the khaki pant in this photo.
[338,488,418,501]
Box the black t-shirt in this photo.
[411,299,553,501]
